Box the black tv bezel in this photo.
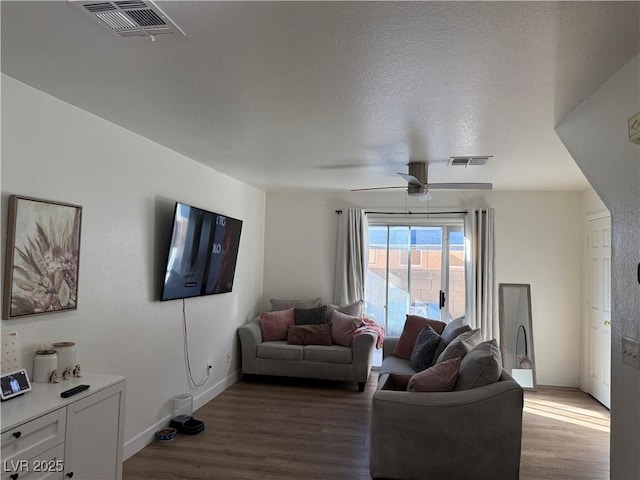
[160,201,243,302]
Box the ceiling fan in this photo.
[351,161,493,201]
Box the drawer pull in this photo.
[12,431,22,439]
[10,473,19,480]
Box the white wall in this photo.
[265,188,583,387]
[557,55,640,480]
[0,76,266,458]
[582,187,608,217]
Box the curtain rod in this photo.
[335,210,466,215]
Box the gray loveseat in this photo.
[370,335,524,480]
[237,316,377,391]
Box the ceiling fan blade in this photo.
[350,186,408,192]
[397,173,423,186]
[426,182,493,190]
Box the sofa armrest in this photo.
[352,331,377,383]
[237,317,262,375]
[370,376,523,480]
[382,336,399,359]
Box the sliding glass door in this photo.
[366,224,465,336]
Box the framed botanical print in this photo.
[3,195,82,319]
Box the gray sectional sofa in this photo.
[371,332,524,479]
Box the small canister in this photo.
[53,342,77,376]
[172,393,193,423]
[33,350,58,383]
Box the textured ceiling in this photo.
[2,1,638,192]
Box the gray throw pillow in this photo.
[454,339,503,390]
[324,300,364,322]
[270,297,322,311]
[441,316,471,345]
[294,305,328,325]
[409,326,442,372]
[436,328,483,365]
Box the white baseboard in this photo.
[537,374,579,388]
[123,369,242,460]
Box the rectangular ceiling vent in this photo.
[448,156,492,167]
[71,0,186,38]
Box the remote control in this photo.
[60,384,90,398]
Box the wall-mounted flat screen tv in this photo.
[161,202,243,301]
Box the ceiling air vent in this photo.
[71,0,185,38]
[448,156,492,167]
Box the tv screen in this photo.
[161,202,243,301]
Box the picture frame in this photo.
[3,195,82,319]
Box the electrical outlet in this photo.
[622,336,640,369]
[629,113,640,144]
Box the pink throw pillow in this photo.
[393,315,447,360]
[331,310,364,347]
[260,308,295,341]
[408,357,462,392]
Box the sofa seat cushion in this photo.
[303,345,353,364]
[257,341,304,361]
[380,355,417,377]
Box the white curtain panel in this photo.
[464,208,498,341]
[334,208,369,306]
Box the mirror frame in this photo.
[498,283,537,391]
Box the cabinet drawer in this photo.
[1,442,65,480]
[1,409,66,465]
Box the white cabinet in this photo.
[1,374,126,480]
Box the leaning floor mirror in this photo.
[499,283,537,390]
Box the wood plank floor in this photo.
[124,372,609,480]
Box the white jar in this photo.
[53,342,77,376]
[33,350,58,383]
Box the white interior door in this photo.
[587,215,611,408]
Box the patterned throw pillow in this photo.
[260,308,295,341]
[408,357,462,392]
[409,326,442,372]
